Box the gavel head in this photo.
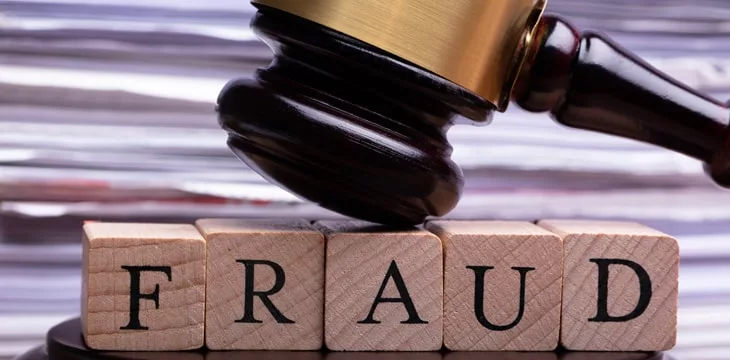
[217,0,546,225]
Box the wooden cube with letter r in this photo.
[316,221,443,351]
[81,222,206,351]
[538,220,679,351]
[196,218,325,350]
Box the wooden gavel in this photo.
[216,0,730,225]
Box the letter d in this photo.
[588,258,652,323]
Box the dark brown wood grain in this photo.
[217,6,493,225]
[515,15,730,186]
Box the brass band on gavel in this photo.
[251,0,546,111]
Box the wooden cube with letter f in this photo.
[317,221,443,351]
[81,222,206,351]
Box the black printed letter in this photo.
[120,265,172,330]
[468,266,535,331]
[588,258,652,322]
[358,260,427,324]
[236,260,294,324]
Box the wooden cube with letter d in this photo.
[81,222,206,351]
[316,221,443,351]
[196,218,325,350]
[538,220,679,351]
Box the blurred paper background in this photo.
[0,0,729,359]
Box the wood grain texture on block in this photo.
[196,218,325,350]
[538,220,679,351]
[317,221,443,351]
[81,222,205,351]
[427,221,563,351]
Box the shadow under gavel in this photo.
[216,1,730,226]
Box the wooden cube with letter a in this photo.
[196,218,325,350]
[316,221,443,351]
[427,220,563,351]
[82,222,205,351]
[538,220,679,351]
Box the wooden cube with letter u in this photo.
[81,222,206,351]
[427,220,563,351]
[196,218,325,350]
[538,220,679,351]
[317,221,443,351]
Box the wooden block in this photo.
[316,221,443,351]
[196,218,325,350]
[427,221,563,351]
[81,222,205,351]
[538,220,679,351]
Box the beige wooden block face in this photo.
[196,218,325,350]
[317,221,443,351]
[538,220,679,351]
[427,221,563,351]
[81,222,205,351]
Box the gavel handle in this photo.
[514,14,730,187]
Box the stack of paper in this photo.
[1,0,729,359]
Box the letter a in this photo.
[358,260,427,324]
